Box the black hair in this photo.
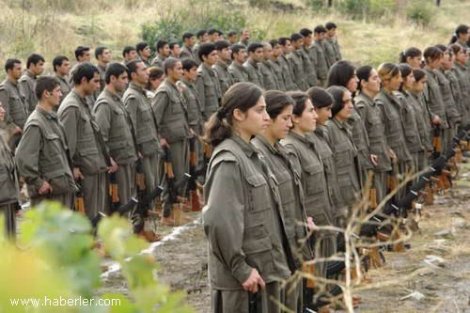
[299,28,313,37]
[4,58,21,72]
[314,25,327,34]
[423,46,443,64]
[126,60,144,78]
[72,62,99,85]
[227,31,237,37]
[307,87,334,109]
[264,90,295,119]
[122,46,136,58]
[105,62,128,84]
[163,57,181,75]
[148,66,164,81]
[196,29,207,39]
[398,63,412,91]
[198,43,217,60]
[74,46,90,61]
[26,53,45,68]
[182,32,194,41]
[207,28,219,35]
[52,55,69,72]
[35,76,60,99]
[156,40,169,52]
[278,37,290,46]
[290,33,303,42]
[356,65,374,91]
[325,22,337,30]
[413,69,426,82]
[169,42,180,50]
[247,42,264,53]
[449,43,464,56]
[95,46,108,59]
[450,24,469,44]
[269,39,279,47]
[231,44,246,58]
[327,60,356,88]
[286,91,309,116]
[377,63,400,82]
[326,85,348,117]
[214,40,231,51]
[136,42,149,53]
[204,82,263,147]
[182,58,198,71]
[399,47,422,63]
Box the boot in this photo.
[137,229,162,242]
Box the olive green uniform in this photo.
[123,82,162,214]
[327,37,342,63]
[243,59,263,88]
[326,118,361,209]
[197,63,222,121]
[322,39,337,69]
[16,106,76,208]
[228,62,248,84]
[54,74,72,104]
[283,132,335,281]
[355,92,392,204]
[0,128,19,238]
[435,69,460,150]
[259,60,279,90]
[287,50,309,91]
[277,55,297,91]
[151,55,167,68]
[203,135,292,313]
[311,42,329,86]
[213,61,234,96]
[152,79,190,218]
[180,45,195,60]
[0,79,28,130]
[269,59,286,91]
[454,63,470,125]
[301,47,318,88]
[93,89,138,212]
[18,71,38,114]
[252,135,313,312]
[58,90,109,219]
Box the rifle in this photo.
[432,125,442,159]
[248,292,260,313]
[74,178,86,215]
[386,163,398,195]
[187,136,201,212]
[163,146,191,205]
[109,172,120,213]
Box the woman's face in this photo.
[403,72,415,90]
[346,72,358,93]
[455,49,468,65]
[407,56,422,69]
[411,77,427,93]
[428,56,442,69]
[293,99,317,133]
[314,105,332,125]
[0,103,5,122]
[383,73,403,91]
[241,96,270,137]
[267,105,293,140]
[441,52,453,70]
[335,90,354,121]
[362,69,381,94]
[458,30,470,43]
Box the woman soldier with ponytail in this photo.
[203,82,295,313]
[399,47,423,69]
[251,90,313,313]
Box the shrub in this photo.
[407,0,435,26]
[339,0,397,20]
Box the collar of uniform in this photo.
[216,60,229,69]
[129,82,145,94]
[163,78,178,91]
[37,105,58,120]
[357,91,374,105]
[231,134,257,158]
[71,89,89,106]
[26,70,36,79]
[6,78,18,87]
[184,45,192,53]
[180,78,195,88]
[288,130,311,145]
[104,88,122,102]
[202,63,215,76]
[253,135,279,155]
[332,117,348,130]
[248,59,258,69]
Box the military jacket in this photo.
[287,50,309,91]
[376,90,412,163]
[282,131,333,225]
[243,59,263,87]
[0,79,28,129]
[196,63,221,121]
[123,82,162,157]
[93,89,138,165]
[277,55,297,91]
[180,45,195,60]
[435,69,461,125]
[0,128,19,205]
[252,136,312,263]
[15,107,75,198]
[408,91,433,152]
[348,102,372,174]
[259,60,279,90]
[312,41,329,81]
[323,39,337,68]
[423,68,449,128]
[301,47,317,87]
[152,79,190,143]
[203,135,291,289]
[178,78,203,134]
[228,62,248,84]
[19,71,38,114]
[213,61,233,96]
[151,55,167,68]
[395,91,424,154]
[54,74,71,104]
[269,59,286,90]
[58,90,108,175]
[355,92,392,172]
[326,118,361,207]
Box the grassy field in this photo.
[0,0,469,78]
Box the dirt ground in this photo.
[101,164,470,313]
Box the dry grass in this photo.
[0,0,469,78]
